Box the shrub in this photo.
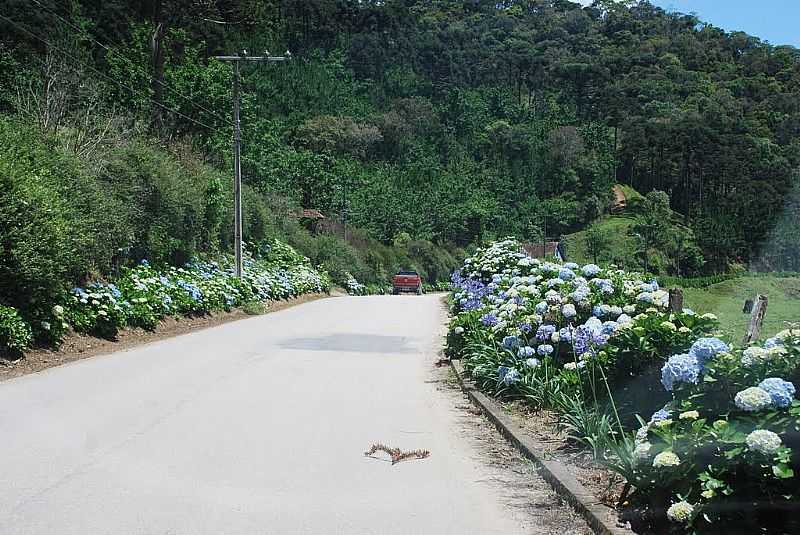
[0,118,127,333]
[624,330,800,533]
[0,305,32,357]
[242,301,267,315]
[63,241,330,339]
[445,237,800,534]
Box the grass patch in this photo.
[561,215,638,268]
[617,183,644,203]
[678,276,800,340]
[242,301,268,315]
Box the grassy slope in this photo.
[562,184,641,267]
[681,277,800,341]
[561,215,638,268]
[617,184,644,203]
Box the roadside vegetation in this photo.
[447,239,800,534]
[2,0,798,353]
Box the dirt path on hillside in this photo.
[612,185,627,211]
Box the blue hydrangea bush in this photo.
[624,329,800,533]
[446,238,800,533]
[63,242,330,339]
[448,238,717,412]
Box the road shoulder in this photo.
[0,293,329,382]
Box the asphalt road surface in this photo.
[0,295,545,535]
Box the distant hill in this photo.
[1,0,798,272]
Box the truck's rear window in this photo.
[398,271,418,276]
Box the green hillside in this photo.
[561,214,638,268]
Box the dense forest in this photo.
[1,0,799,290]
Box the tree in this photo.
[586,226,611,264]
[630,191,671,274]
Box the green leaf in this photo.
[773,464,794,479]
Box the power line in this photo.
[1,14,228,136]
[26,0,233,127]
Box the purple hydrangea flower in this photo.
[480,313,499,327]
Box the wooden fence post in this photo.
[742,294,769,345]
[668,288,683,313]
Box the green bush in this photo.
[0,305,33,357]
[0,118,127,335]
[98,141,212,266]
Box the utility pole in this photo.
[342,179,348,243]
[214,50,291,277]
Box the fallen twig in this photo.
[364,443,431,465]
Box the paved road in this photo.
[0,295,533,535]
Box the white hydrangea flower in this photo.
[734,387,773,412]
[633,441,652,461]
[454,327,465,335]
[679,411,699,420]
[653,451,680,468]
[635,426,650,445]
[700,313,717,320]
[545,290,561,305]
[746,429,782,455]
[667,501,694,523]
[741,346,768,367]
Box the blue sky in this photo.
[577,1,800,47]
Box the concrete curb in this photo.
[449,360,633,535]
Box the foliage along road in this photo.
[0,294,551,534]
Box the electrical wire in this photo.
[1,13,229,136]
[27,0,233,127]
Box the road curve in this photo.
[0,295,532,535]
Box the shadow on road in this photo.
[278,334,416,354]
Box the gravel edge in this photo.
[449,359,634,535]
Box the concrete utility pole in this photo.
[342,179,348,243]
[214,50,291,277]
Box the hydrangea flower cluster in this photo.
[345,273,366,296]
[734,387,773,412]
[653,451,681,467]
[450,238,676,386]
[63,242,330,337]
[661,354,701,391]
[689,337,730,363]
[757,378,796,408]
[745,429,782,455]
[666,501,694,523]
[660,336,728,391]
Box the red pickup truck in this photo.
[392,270,423,295]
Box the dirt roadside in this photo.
[0,293,330,382]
